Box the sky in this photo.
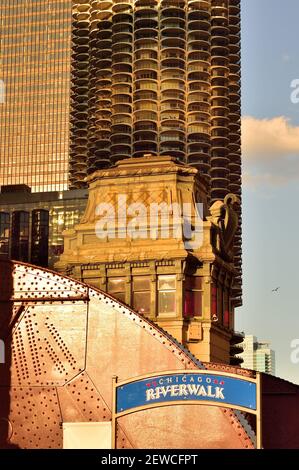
[238,0,299,384]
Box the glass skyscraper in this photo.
[70,0,242,305]
[0,0,71,192]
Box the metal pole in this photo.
[256,372,263,449]
[111,375,118,449]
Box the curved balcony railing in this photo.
[134,88,157,100]
[134,122,157,132]
[112,0,133,10]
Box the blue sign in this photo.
[116,372,257,414]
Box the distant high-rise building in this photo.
[0,1,72,192]
[240,335,276,375]
[70,0,242,306]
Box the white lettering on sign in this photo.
[145,384,225,402]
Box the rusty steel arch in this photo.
[0,260,254,448]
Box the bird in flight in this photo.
[272,287,280,292]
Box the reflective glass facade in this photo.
[0,1,72,192]
[0,188,88,267]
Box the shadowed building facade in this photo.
[70,0,242,306]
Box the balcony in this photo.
[187,112,209,124]
[111,115,132,126]
[133,141,157,156]
[161,100,185,112]
[99,0,113,10]
[112,63,132,74]
[112,31,133,44]
[133,130,157,142]
[161,36,185,49]
[111,123,131,137]
[160,146,185,159]
[160,131,185,143]
[112,42,132,54]
[161,18,185,32]
[112,95,132,106]
[135,28,158,40]
[161,122,185,132]
[134,58,158,72]
[229,355,243,366]
[230,330,245,346]
[112,52,132,66]
[135,71,157,81]
[134,101,158,112]
[135,81,158,92]
[110,143,132,155]
[188,71,210,83]
[189,1,210,16]
[133,110,157,122]
[211,97,229,108]
[96,126,110,138]
[134,91,157,102]
[112,104,132,114]
[135,38,158,50]
[111,83,131,95]
[188,90,210,103]
[111,73,131,85]
[96,59,112,72]
[161,110,185,122]
[161,89,185,102]
[98,22,113,40]
[161,79,185,92]
[134,122,157,132]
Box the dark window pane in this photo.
[217,286,223,323]
[11,211,29,262]
[108,277,126,294]
[223,289,230,328]
[185,276,202,290]
[184,290,202,317]
[133,292,151,314]
[0,212,10,258]
[31,209,49,267]
[184,290,194,317]
[133,276,150,292]
[111,292,125,303]
[193,290,202,316]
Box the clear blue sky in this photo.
[238,0,299,384]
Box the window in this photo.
[31,209,49,267]
[0,212,10,258]
[217,286,223,324]
[11,211,29,262]
[132,276,151,315]
[223,289,230,328]
[107,277,126,303]
[158,275,176,316]
[211,284,217,320]
[184,276,202,317]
